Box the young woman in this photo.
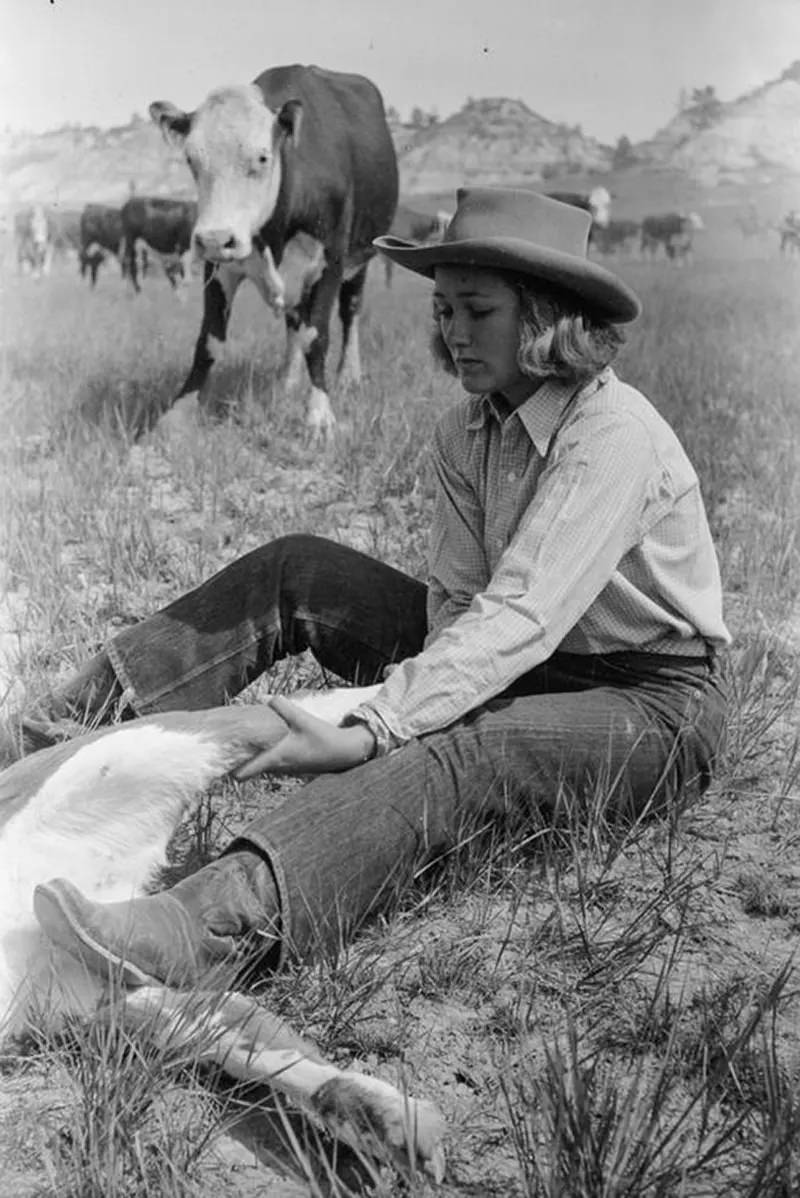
[31,187,730,988]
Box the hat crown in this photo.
[444,186,591,260]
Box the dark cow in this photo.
[640,212,704,264]
[79,204,125,286]
[149,63,399,441]
[14,206,51,278]
[120,196,197,292]
[383,204,450,287]
[590,218,640,256]
[778,210,800,256]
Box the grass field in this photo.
[1,244,799,1196]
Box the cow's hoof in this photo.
[311,1074,446,1183]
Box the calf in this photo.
[149,64,399,442]
[0,690,444,1181]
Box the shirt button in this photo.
[507,470,517,482]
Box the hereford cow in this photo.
[120,196,197,292]
[0,690,444,1181]
[640,212,704,263]
[148,63,399,442]
[79,203,126,286]
[14,205,52,278]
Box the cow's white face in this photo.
[587,187,611,228]
[151,86,299,263]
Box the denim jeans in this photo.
[107,534,727,963]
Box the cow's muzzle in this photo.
[193,229,249,261]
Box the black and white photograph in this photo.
[1,1,799,1192]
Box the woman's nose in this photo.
[449,314,472,344]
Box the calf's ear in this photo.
[277,99,303,146]
[149,101,193,144]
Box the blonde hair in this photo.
[430,273,625,386]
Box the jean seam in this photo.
[107,621,281,712]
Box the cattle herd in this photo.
[7,60,800,439]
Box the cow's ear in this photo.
[149,101,192,145]
[277,99,303,146]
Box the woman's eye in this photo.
[433,306,451,321]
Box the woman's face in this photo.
[433,265,536,405]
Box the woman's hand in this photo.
[233,696,376,781]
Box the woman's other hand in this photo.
[233,696,376,781]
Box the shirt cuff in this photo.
[340,704,407,757]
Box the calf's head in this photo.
[150,85,302,262]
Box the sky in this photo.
[1,0,799,145]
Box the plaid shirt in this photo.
[347,368,730,754]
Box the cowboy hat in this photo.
[374,186,641,323]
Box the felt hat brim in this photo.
[373,233,641,323]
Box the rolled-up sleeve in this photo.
[350,408,658,747]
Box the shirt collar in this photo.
[467,369,611,457]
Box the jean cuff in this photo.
[106,638,147,716]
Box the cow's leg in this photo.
[281,309,317,395]
[336,266,368,387]
[124,236,141,293]
[177,262,244,409]
[298,267,343,443]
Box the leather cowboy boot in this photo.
[33,850,281,989]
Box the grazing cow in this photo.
[149,63,399,442]
[778,210,800,256]
[79,203,126,286]
[383,205,451,286]
[590,218,641,256]
[120,196,197,292]
[14,205,52,278]
[640,212,704,264]
[0,689,445,1181]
